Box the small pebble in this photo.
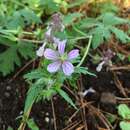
[45,117,50,123]
[4,92,10,98]
[100,92,116,105]
[6,86,11,91]
[110,80,114,84]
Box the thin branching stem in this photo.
[72,25,93,67]
[77,35,92,67]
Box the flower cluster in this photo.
[36,13,79,76]
[36,13,64,57]
[44,40,79,76]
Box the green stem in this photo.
[72,25,93,67]
[18,38,44,43]
[69,36,91,41]
[72,25,87,36]
[77,35,92,67]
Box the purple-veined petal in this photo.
[68,49,79,60]
[44,48,59,60]
[58,39,67,55]
[62,61,74,76]
[47,61,61,73]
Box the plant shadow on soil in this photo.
[0,69,130,130]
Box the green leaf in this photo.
[40,0,59,14]
[38,88,56,100]
[79,17,99,29]
[103,27,111,40]
[118,104,130,119]
[106,114,116,124]
[56,88,77,109]
[0,46,21,76]
[24,69,45,80]
[24,85,42,113]
[92,32,104,49]
[0,39,35,76]
[25,0,40,9]
[75,67,96,76]
[0,35,17,46]
[101,13,128,26]
[77,12,130,49]
[120,121,130,130]
[27,118,39,130]
[6,12,24,29]
[18,41,35,59]
[88,24,106,49]
[111,27,130,43]
[20,8,41,24]
[117,53,125,61]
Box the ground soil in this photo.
[0,68,130,130]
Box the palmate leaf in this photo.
[92,31,104,49]
[18,41,35,59]
[100,13,128,26]
[78,12,130,49]
[0,46,21,76]
[6,12,24,29]
[6,8,41,29]
[110,27,130,43]
[90,25,104,49]
[20,9,41,24]
[0,40,35,76]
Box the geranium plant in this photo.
[18,13,93,130]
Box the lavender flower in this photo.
[36,13,65,57]
[44,40,79,76]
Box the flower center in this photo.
[60,53,67,62]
